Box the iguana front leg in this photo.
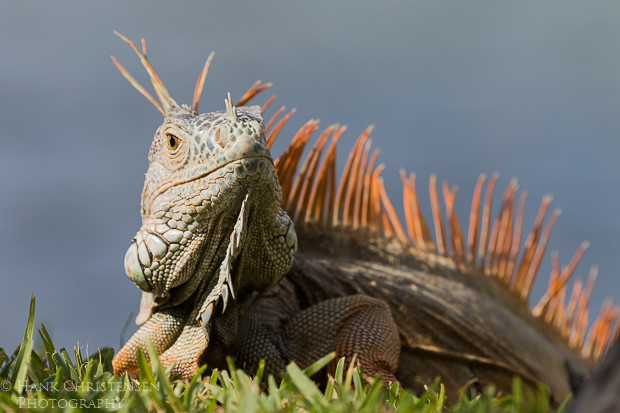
[159,323,208,378]
[229,282,401,383]
[113,309,208,378]
[112,308,187,375]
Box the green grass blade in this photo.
[10,295,36,394]
[136,347,169,411]
[285,362,326,408]
[388,381,400,406]
[343,357,355,391]
[267,375,281,406]
[37,324,57,372]
[359,377,385,411]
[353,367,363,398]
[334,357,345,385]
[324,377,335,400]
[219,369,233,389]
[146,341,184,412]
[254,359,265,385]
[100,347,115,373]
[28,351,45,384]
[0,348,10,379]
[183,365,206,411]
[1,296,563,412]
[302,352,335,378]
[51,367,64,398]
[59,348,79,381]
[556,393,573,413]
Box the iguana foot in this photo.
[113,308,186,376]
[159,323,208,379]
[287,294,401,383]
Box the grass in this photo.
[0,296,572,412]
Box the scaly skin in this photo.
[114,97,589,402]
[112,35,614,405]
[113,104,297,378]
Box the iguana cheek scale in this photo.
[110,33,618,403]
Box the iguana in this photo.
[110,33,618,403]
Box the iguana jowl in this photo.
[111,34,619,402]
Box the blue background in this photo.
[1,1,619,355]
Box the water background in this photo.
[1,1,619,355]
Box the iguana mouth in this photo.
[149,155,273,204]
[125,154,275,296]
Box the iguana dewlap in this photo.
[110,34,618,403]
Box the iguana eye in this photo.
[166,134,179,150]
[158,127,188,169]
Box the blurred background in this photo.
[1,1,619,355]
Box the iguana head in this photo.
[114,33,296,317]
[124,104,278,294]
